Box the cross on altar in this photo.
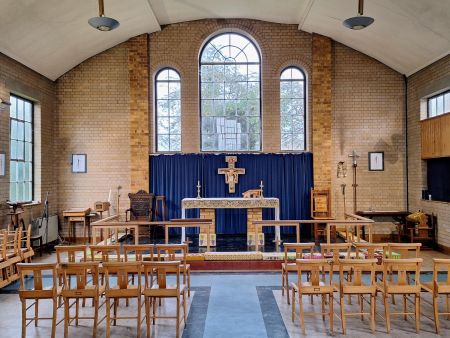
[218,156,245,193]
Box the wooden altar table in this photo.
[181,197,280,243]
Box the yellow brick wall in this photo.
[407,55,450,249]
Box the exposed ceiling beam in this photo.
[298,0,315,31]
[144,0,161,32]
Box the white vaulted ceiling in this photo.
[0,0,449,80]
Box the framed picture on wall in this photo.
[71,154,87,173]
[368,152,384,171]
[0,152,5,176]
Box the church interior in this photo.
[0,0,450,337]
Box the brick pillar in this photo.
[247,208,262,235]
[199,208,216,234]
[311,34,332,189]
[128,34,149,192]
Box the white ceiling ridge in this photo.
[298,0,315,31]
[143,0,162,32]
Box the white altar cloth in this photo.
[181,197,280,243]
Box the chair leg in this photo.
[447,294,450,320]
[113,299,117,326]
[183,290,187,326]
[106,298,111,338]
[415,294,420,333]
[299,293,305,335]
[330,293,334,335]
[370,294,376,334]
[188,269,191,297]
[145,297,150,338]
[153,297,156,324]
[34,299,39,326]
[403,294,407,321]
[286,272,290,305]
[137,296,141,338]
[176,297,180,338]
[51,299,57,338]
[360,294,364,321]
[281,269,285,296]
[321,294,326,321]
[291,288,295,322]
[64,298,69,338]
[384,294,391,333]
[75,298,79,326]
[93,297,98,338]
[433,295,440,335]
[340,295,346,335]
[21,299,26,338]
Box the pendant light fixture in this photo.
[343,0,374,30]
[88,0,120,32]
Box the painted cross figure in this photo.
[218,156,245,193]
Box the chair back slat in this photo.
[55,245,88,263]
[295,259,332,291]
[432,258,450,293]
[123,244,154,262]
[156,244,187,263]
[387,243,421,259]
[143,261,181,290]
[103,262,142,290]
[353,242,388,260]
[17,263,58,297]
[60,262,100,291]
[320,243,351,263]
[89,244,121,262]
[283,243,315,263]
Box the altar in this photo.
[181,197,280,245]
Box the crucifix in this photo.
[218,156,245,193]
[348,150,360,213]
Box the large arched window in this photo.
[280,67,306,151]
[200,32,261,151]
[155,68,181,152]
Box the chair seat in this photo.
[20,285,62,299]
[290,281,335,294]
[342,285,377,295]
[376,281,421,294]
[62,284,104,298]
[106,285,141,298]
[281,262,297,271]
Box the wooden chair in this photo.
[126,190,154,238]
[338,258,378,334]
[421,258,450,334]
[103,262,143,338]
[281,242,316,304]
[311,188,334,243]
[320,243,352,266]
[3,227,21,283]
[89,244,121,264]
[60,262,104,338]
[378,258,423,333]
[142,261,187,338]
[156,244,191,297]
[17,263,61,338]
[20,224,34,263]
[56,245,88,263]
[387,243,421,259]
[290,259,336,335]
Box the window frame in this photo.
[279,66,307,152]
[427,89,450,118]
[154,67,182,153]
[9,94,34,202]
[199,31,262,153]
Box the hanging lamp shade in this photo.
[343,0,374,30]
[88,0,120,32]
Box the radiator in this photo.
[31,215,58,244]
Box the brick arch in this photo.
[151,63,185,80]
[276,60,311,79]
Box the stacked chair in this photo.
[1,225,34,288]
[17,243,190,338]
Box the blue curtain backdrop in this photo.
[150,153,313,236]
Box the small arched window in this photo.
[200,32,261,151]
[155,68,181,152]
[280,67,306,151]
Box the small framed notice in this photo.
[368,152,384,171]
[0,152,5,176]
[72,154,87,173]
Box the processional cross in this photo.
[218,156,245,193]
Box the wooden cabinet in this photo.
[421,112,450,159]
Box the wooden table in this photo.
[63,208,91,243]
[356,210,409,239]
[327,214,375,244]
[252,220,301,251]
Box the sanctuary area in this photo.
[0,1,449,337]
